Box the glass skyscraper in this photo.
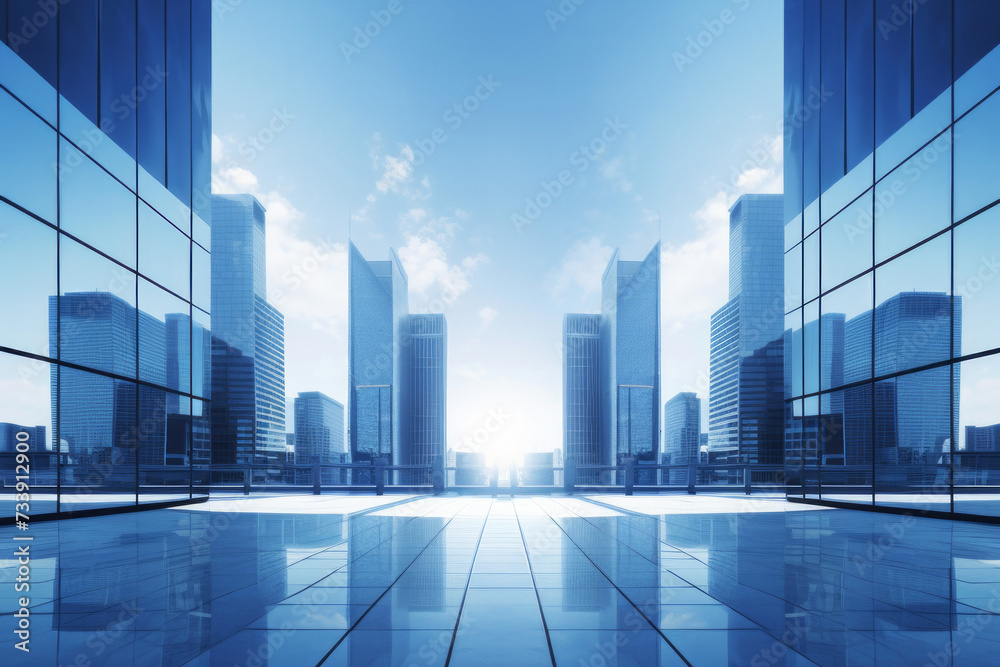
[210,195,286,466]
[0,1,211,517]
[785,0,1000,518]
[708,194,785,465]
[409,314,447,484]
[663,392,701,484]
[294,391,345,484]
[563,243,660,484]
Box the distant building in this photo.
[522,452,554,486]
[410,315,447,484]
[664,393,700,484]
[708,195,784,465]
[211,195,286,466]
[0,424,46,453]
[562,314,602,483]
[455,452,487,486]
[966,424,1000,453]
[294,392,345,484]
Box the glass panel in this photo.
[875,90,950,181]
[874,366,953,512]
[835,383,875,504]
[784,215,801,253]
[784,0,804,226]
[138,278,189,393]
[955,354,1000,517]
[138,386,191,503]
[803,231,819,303]
[912,0,952,112]
[845,0,875,171]
[875,235,953,375]
[822,154,873,224]
[191,0,213,226]
[139,203,190,299]
[192,307,211,400]
[0,38,57,123]
[59,366,137,510]
[804,300,820,396]
[830,273,875,385]
[0,205,56,358]
[874,0,912,146]
[956,43,1000,117]
[99,0,137,159]
[875,134,952,263]
[139,167,191,235]
[59,139,137,268]
[58,0,99,125]
[137,0,167,183]
[785,310,803,400]
[192,397,211,493]
[8,0,57,88]
[820,0,846,194]
[955,90,1000,221]
[784,243,802,313]
[955,0,1000,81]
[166,0,192,207]
[0,86,57,223]
[59,235,137,378]
[822,190,873,291]
[59,96,137,190]
[0,351,57,516]
[785,398,805,496]
[954,206,1000,357]
[802,0,821,211]
[192,243,210,311]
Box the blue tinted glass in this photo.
[59,139,137,268]
[875,235,953,374]
[875,135,952,262]
[846,0,875,170]
[875,0,912,145]
[955,354,1000,517]
[826,273,874,385]
[804,300,820,395]
[0,36,56,123]
[843,382,874,474]
[59,236,137,378]
[913,0,952,112]
[822,190,873,291]
[191,0,213,225]
[58,0,99,125]
[0,88,56,222]
[786,310,802,400]
[785,244,802,312]
[0,206,55,358]
[802,0,821,209]
[955,0,1000,78]
[820,0,846,193]
[138,278,189,393]
[8,0,57,87]
[166,0,192,207]
[137,0,167,183]
[100,0,137,159]
[192,244,210,311]
[0,351,54,461]
[784,0,804,226]
[59,365,137,505]
[192,307,210,399]
[803,231,819,303]
[954,207,1000,357]
[955,91,1000,220]
[139,203,190,300]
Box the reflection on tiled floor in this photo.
[2,495,1000,666]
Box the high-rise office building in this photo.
[784,0,1000,516]
[210,195,286,465]
[409,314,447,483]
[349,243,448,483]
[664,393,700,484]
[0,2,212,515]
[294,391,345,484]
[708,195,785,465]
[562,243,660,484]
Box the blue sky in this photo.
[211,0,784,457]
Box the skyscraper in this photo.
[562,243,660,484]
[211,195,286,465]
[708,195,785,465]
[294,392,345,483]
[664,392,701,484]
[784,0,1000,516]
[409,314,447,484]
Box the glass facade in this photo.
[663,392,700,484]
[563,314,602,483]
[210,195,286,467]
[409,314,446,484]
[0,1,211,517]
[293,391,345,484]
[785,0,1000,517]
[708,195,785,465]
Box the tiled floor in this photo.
[2,494,1000,665]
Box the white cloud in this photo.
[545,237,615,299]
[376,145,416,194]
[477,307,499,330]
[397,233,488,313]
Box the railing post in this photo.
[312,457,321,496]
[564,458,576,495]
[745,464,752,495]
[432,456,445,494]
[243,466,250,496]
[624,458,635,496]
[688,462,697,495]
[374,457,387,496]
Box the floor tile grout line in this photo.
[530,498,693,667]
[312,497,475,667]
[444,498,494,667]
[511,499,559,667]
